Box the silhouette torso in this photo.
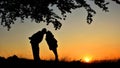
[45,31,58,50]
[30,31,44,43]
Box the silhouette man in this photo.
[45,30,58,61]
[29,28,46,62]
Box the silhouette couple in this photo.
[29,28,58,62]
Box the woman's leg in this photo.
[52,48,58,61]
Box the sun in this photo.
[84,57,90,62]
[83,57,92,63]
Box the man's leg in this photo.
[31,42,40,62]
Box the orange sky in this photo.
[0,1,120,61]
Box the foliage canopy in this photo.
[0,0,120,30]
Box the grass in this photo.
[0,55,120,68]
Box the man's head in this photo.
[42,28,47,34]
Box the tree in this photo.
[0,0,120,31]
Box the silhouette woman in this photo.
[45,30,58,61]
[29,28,46,62]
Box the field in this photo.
[0,55,120,68]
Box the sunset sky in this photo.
[0,1,120,62]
